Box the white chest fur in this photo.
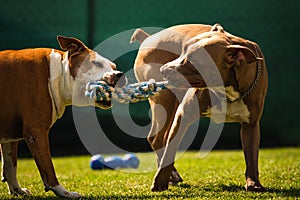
[202,86,250,124]
[48,49,73,126]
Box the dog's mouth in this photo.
[95,100,112,110]
[162,68,207,88]
[88,71,127,109]
[102,71,127,88]
[177,74,207,88]
[161,61,208,88]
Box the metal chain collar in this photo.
[229,44,262,102]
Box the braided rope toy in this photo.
[85,79,172,104]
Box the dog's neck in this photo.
[48,49,74,125]
[60,51,75,104]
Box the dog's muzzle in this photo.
[102,71,127,87]
[160,63,206,88]
[92,71,127,109]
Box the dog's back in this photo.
[0,48,54,138]
[133,24,212,82]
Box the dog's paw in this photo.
[169,168,183,185]
[151,181,169,192]
[151,167,172,192]
[245,180,266,192]
[64,191,81,198]
[10,187,31,196]
[51,184,81,198]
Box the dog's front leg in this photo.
[1,142,30,196]
[23,128,81,198]
[151,88,201,192]
[240,123,265,192]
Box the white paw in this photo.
[65,191,81,198]
[51,184,81,198]
[10,187,31,196]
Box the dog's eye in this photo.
[92,61,103,68]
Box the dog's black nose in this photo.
[116,72,123,79]
[115,72,127,87]
[103,71,127,87]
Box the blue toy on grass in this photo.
[90,154,106,170]
[122,153,139,169]
[90,154,140,170]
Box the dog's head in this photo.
[57,36,126,109]
[160,24,262,88]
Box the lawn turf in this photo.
[0,148,299,199]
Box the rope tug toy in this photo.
[85,79,172,103]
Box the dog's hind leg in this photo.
[147,89,184,185]
[151,88,201,192]
[148,90,178,160]
[1,141,30,196]
[240,123,265,192]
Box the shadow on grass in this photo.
[6,194,196,200]
[266,187,300,198]
[4,184,299,199]
[5,197,60,200]
[217,183,300,198]
[219,183,244,192]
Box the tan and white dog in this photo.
[0,36,124,198]
[132,24,268,192]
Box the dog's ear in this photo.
[225,45,263,66]
[57,36,88,56]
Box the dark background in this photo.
[0,0,299,156]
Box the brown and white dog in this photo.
[0,36,124,198]
[132,24,268,192]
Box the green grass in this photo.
[0,148,299,199]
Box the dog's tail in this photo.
[130,28,150,44]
